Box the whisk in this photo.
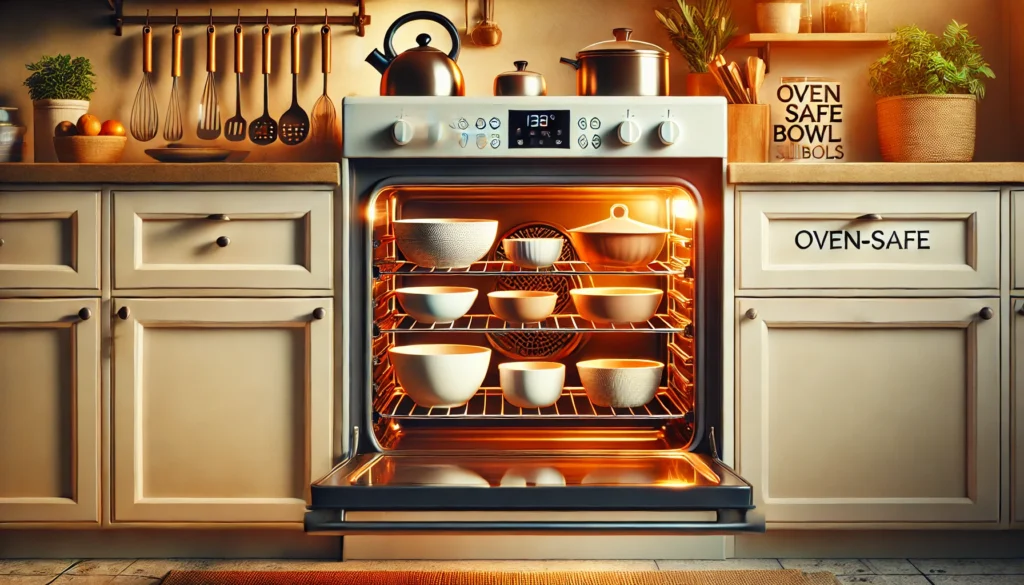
[129,14,158,142]
[163,13,184,143]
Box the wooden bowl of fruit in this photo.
[53,115,127,163]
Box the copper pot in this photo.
[559,28,669,96]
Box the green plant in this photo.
[868,20,995,100]
[23,54,96,101]
[655,0,738,73]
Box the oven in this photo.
[304,96,763,536]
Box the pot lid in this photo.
[569,204,671,234]
[577,28,668,57]
[497,60,543,78]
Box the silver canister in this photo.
[494,61,547,96]
[771,77,845,162]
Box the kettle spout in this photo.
[366,49,391,75]
[559,57,580,70]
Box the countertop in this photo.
[728,163,1024,184]
[0,163,340,185]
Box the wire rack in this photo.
[376,313,690,334]
[373,259,691,278]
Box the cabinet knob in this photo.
[312,307,326,320]
[78,307,92,321]
[216,236,230,248]
[979,307,994,320]
[117,306,130,320]
[856,213,883,221]
[1017,306,1024,316]
[207,213,230,221]
[745,308,758,320]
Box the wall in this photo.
[0,0,1014,162]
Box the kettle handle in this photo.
[382,10,461,62]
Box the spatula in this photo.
[224,19,247,142]
[746,56,766,105]
[310,17,341,156]
[248,23,277,146]
[278,20,310,146]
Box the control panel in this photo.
[343,97,727,159]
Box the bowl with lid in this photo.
[494,61,547,96]
[393,218,498,269]
[568,204,670,268]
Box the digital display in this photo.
[508,110,570,149]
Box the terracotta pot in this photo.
[686,72,724,97]
[876,94,977,162]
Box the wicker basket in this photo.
[53,135,127,163]
[876,94,977,162]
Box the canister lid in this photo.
[497,60,542,78]
[577,28,668,57]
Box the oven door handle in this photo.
[304,508,765,535]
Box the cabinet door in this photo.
[0,299,99,523]
[1013,300,1024,526]
[112,298,332,523]
[737,298,1000,525]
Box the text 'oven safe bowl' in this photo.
[503,237,564,269]
[577,358,664,408]
[393,218,498,269]
[568,203,670,268]
[389,344,491,408]
[570,287,663,324]
[488,290,558,324]
[395,286,478,324]
[498,361,566,409]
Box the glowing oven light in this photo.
[672,197,696,221]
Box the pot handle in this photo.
[559,57,580,70]
[382,11,461,62]
[610,203,630,219]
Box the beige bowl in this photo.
[53,135,126,163]
[389,344,491,408]
[395,286,478,324]
[488,290,557,324]
[503,238,564,269]
[577,358,664,408]
[568,204,670,269]
[570,287,663,324]
[393,218,498,269]
[499,361,565,408]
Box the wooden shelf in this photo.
[729,33,891,72]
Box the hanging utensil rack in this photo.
[109,0,371,37]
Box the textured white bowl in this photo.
[488,290,558,324]
[393,218,498,269]
[570,287,663,324]
[756,1,802,33]
[499,361,566,408]
[389,344,491,408]
[577,358,664,408]
[500,467,567,487]
[395,286,478,324]
[503,238,564,269]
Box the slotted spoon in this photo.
[129,21,158,142]
[248,24,277,145]
[163,22,184,142]
[197,17,221,140]
[224,21,246,142]
[279,22,310,145]
[310,20,340,153]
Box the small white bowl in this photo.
[577,358,664,408]
[499,361,566,408]
[503,238,564,269]
[393,218,498,269]
[389,344,491,408]
[395,286,478,324]
[570,287,663,324]
[488,290,558,324]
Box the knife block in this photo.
[728,104,770,163]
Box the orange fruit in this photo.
[100,119,126,137]
[54,121,78,137]
[76,114,102,137]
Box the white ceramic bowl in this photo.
[395,286,478,324]
[756,1,802,33]
[577,358,664,408]
[389,344,491,408]
[500,467,567,487]
[570,287,663,324]
[488,290,558,324]
[393,218,498,269]
[503,238,564,269]
[499,361,566,408]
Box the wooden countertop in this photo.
[729,163,1024,184]
[0,163,340,185]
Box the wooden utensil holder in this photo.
[728,104,770,163]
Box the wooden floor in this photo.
[1,558,1023,584]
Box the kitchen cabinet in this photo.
[1013,300,1024,526]
[737,297,1001,525]
[111,297,333,523]
[0,299,100,523]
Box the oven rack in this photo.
[375,385,691,419]
[375,313,690,334]
[373,259,692,277]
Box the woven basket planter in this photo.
[876,94,977,162]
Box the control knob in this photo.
[391,120,414,146]
[617,120,641,145]
[658,120,681,146]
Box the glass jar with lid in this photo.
[822,0,867,33]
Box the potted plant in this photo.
[655,0,738,97]
[24,54,96,162]
[869,20,994,162]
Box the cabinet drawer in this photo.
[0,191,100,290]
[737,190,999,290]
[113,190,331,290]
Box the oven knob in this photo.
[391,120,414,146]
[616,120,641,145]
[658,120,681,146]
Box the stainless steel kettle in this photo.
[366,11,465,97]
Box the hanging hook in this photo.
[324,7,329,25]
[209,8,213,26]
[265,9,270,26]
[145,8,149,26]
[294,8,298,26]
[174,8,178,26]
[236,8,241,26]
